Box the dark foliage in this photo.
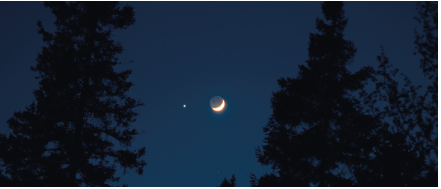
[352,1,437,186]
[249,172,286,187]
[414,1,438,147]
[219,173,236,187]
[252,1,376,186]
[0,2,145,186]
[354,46,436,186]
[251,1,437,187]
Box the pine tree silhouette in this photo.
[251,1,437,187]
[0,2,146,186]
[253,1,376,186]
[219,173,236,187]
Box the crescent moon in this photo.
[212,100,225,111]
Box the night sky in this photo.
[0,1,431,187]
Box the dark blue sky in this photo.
[0,1,431,187]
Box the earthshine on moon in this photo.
[212,100,225,111]
[210,96,225,112]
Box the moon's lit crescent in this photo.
[212,100,225,111]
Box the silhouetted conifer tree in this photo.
[414,2,438,153]
[0,2,145,186]
[353,2,437,186]
[354,46,436,186]
[413,2,438,186]
[249,173,284,187]
[250,1,437,187]
[219,173,236,187]
[252,1,376,186]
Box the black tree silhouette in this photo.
[219,173,236,187]
[252,1,376,186]
[251,1,437,187]
[352,2,437,186]
[0,2,146,186]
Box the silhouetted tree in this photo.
[414,1,438,82]
[413,2,438,186]
[354,47,437,187]
[0,2,145,186]
[252,1,376,186]
[354,47,427,186]
[414,2,438,155]
[219,173,236,187]
[353,2,437,186]
[249,173,258,187]
[0,134,17,186]
[249,172,285,187]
